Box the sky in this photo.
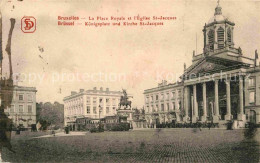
[1,0,260,108]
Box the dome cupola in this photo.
[203,0,235,53]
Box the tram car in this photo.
[75,115,130,131]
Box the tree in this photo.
[36,102,64,130]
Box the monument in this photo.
[117,89,134,126]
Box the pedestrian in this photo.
[196,120,201,131]
[51,130,55,136]
[208,122,212,130]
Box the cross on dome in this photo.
[214,0,222,16]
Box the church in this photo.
[143,2,260,128]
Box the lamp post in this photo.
[99,105,102,123]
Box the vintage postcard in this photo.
[0,0,259,162]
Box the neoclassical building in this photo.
[64,87,122,126]
[144,80,184,128]
[144,2,260,127]
[2,85,37,128]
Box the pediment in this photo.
[185,56,247,77]
[188,60,227,75]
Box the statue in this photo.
[119,89,132,109]
[238,47,242,55]
[255,50,259,67]
[204,45,210,55]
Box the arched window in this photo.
[208,30,215,51]
[217,27,224,49]
[227,28,232,46]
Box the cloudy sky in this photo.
[1,0,260,107]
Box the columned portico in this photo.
[192,84,198,123]
[225,79,232,120]
[201,82,207,122]
[238,76,246,121]
[213,80,220,122]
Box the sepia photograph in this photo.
[0,0,259,162]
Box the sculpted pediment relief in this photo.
[189,61,227,75]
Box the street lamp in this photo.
[99,104,102,123]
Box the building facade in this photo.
[144,3,260,127]
[2,86,37,128]
[144,80,184,128]
[64,87,122,126]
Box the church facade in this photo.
[144,3,260,127]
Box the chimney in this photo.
[93,87,97,90]
[106,88,109,92]
[100,87,103,91]
[71,91,77,95]
[79,89,84,92]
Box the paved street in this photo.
[1,128,260,162]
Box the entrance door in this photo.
[220,107,226,120]
[208,101,214,121]
[249,110,256,124]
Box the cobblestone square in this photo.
[1,128,260,162]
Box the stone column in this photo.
[192,84,198,123]
[184,86,190,122]
[225,79,232,120]
[201,82,207,122]
[175,90,179,111]
[103,97,106,117]
[238,76,246,121]
[213,80,220,123]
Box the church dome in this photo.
[207,1,231,24]
[208,14,226,24]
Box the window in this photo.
[248,78,255,87]
[27,94,32,101]
[166,93,169,100]
[156,95,159,101]
[172,92,175,99]
[151,96,154,101]
[10,105,14,112]
[87,106,90,114]
[19,94,24,101]
[160,93,164,100]
[19,105,23,112]
[167,103,169,111]
[86,97,90,104]
[106,98,109,103]
[146,96,149,103]
[28,105,32,113]
[172,102,175,110]
[156,105,158,111]
[249,91,255,104]
[112,99,116,105]
[178,90,181,97]
[161,104,164,111]
[208,30,215,51]
[76,106,78,114]
[93,98,97,104]
[93,107,97,114]
[217,27,224,49]
[152,105,155,112]
[106,107,109,114]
